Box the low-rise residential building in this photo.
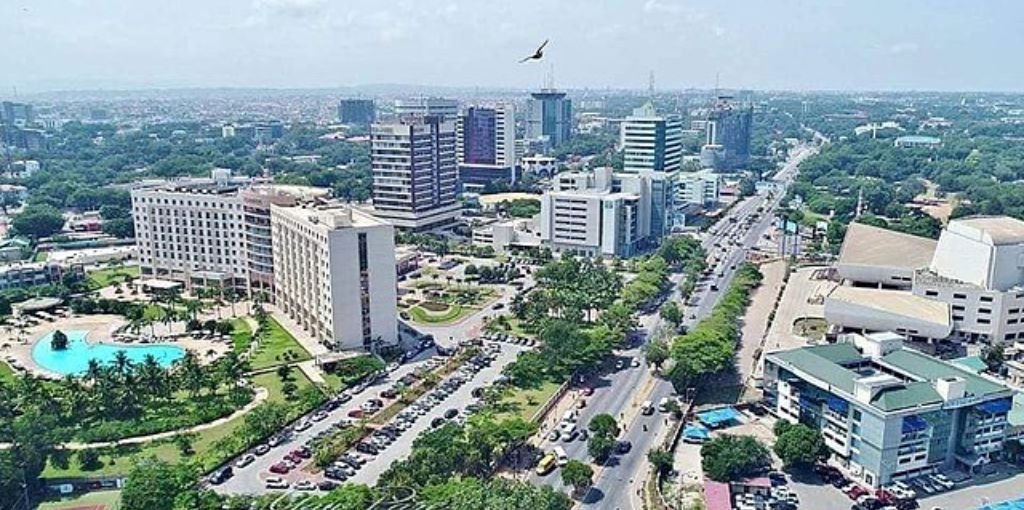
[0,261,82,290]
[676,169,720,206]
[271,204,398,352]
[765,332,1017,488]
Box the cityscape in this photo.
[1,2,1024,510]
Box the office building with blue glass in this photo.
[764,332,1017,488]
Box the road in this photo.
[574,145,817,509]
[214,342,526,494]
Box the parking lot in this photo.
[212,339,526,494]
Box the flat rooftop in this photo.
[827,286,951,328]
[952,216,1024,245]
[838,222,936,270]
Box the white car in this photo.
[264,477,288,489]
[293,480,317,491]
[234,454,255,468]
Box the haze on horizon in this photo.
[2,0,1022,94]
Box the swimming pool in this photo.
[979,498,1024,510]
[32,330,185,376]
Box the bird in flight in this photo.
[519,40,549,63]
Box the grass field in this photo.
[41,372,320,479]
[491,380,561,423]
[85,265,140,290]
[408,303,470,325]
[231,318,252,353]
[248,317,312,370]
[0,360,15,383]
[37,490,121,510]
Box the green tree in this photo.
[51,329,69,350]
[981,345,1006,373]
[772,421,826,468]
[560,459,594,496]
[701,435,771,482]
[77,449,102,471]
[648,448,674,476]
[121,457,197,510]
[12,204,65,238]
[659,301,683,327]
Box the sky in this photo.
[1,0,1023,93]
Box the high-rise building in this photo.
[370,117,459,231]
[130,171,329,293]
[394,97,459,120]
[526,90,573,148]
[620,102,683,173]
[338,99,376,126]
[271,204,398,352]
[456,104,516,167]
[1,101,34,127]
[704,96,753,170]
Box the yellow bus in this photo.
[535,453,557,475]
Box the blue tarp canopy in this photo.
[902,415,929,434]
[683,423,711,441]
[697,406,743,428]
[977,398,1013,415]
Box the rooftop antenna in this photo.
[545,64,555,90]
[648,70,655,98]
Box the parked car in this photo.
[264,476,288,489]
[616,441,633,454]
[269,462,290,474]
[348,409,365,419]
[254,444,271,456]
[208,467,233,485]
[234,454,255,468]
[444,408,459,420]
[318,480,339,491]
[293,480,317,491]
[431,417,447,428]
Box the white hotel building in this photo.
[270,205,398,351]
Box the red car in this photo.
[348,409,365,418]
[875,489,898,505]
[291,448,311,459]
[269,462,290,474]
[846,486,867,500]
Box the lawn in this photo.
[490,380,561,423]
[793,317,827,341]
[37,490,121,510]
[408,303,470,325]
[42,372,321,479]
[86,265,141,290]
[231,318,253,353]
[0,360,15,383]
[485,316,535,339]
[248,317,312,370]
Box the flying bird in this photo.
[519,40,549,63]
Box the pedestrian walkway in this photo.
[265,305,329,356]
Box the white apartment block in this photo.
[620,102,683,173]
[371,117,460,231]
[676,169,720,206]
[271,205,398,352]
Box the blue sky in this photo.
[1,0,1021,92]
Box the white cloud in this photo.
[246,0,326,26]
[643,0,683,15]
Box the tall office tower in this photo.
[271,205,398,352]
[370,117,459,231]
[526,89,573,148]
[620,102,683,173]
[703,96,753,170]
[337,99,376,126]
[455,103,516,167]
[0,102,34,127]
[393,97,459,120]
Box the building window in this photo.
[852,410,862,422]
[953,315,964,321]
[952,305,965,312]
[978,318,991,324]
[953,293,967,300]
[925,290,939,297]
[979,308,992,314]
[980,296,993,303]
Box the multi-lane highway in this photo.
[556,145,816,509]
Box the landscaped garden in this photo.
[86,265,141,290]
[403,281,499,325]
[247,316,311,370]
[793,316,828,341]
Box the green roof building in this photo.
[765,332,1017,488]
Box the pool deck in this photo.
[1,314,229,378]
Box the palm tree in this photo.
[112,350,132,379]
[138,354,167,401]
[85,359,103,384]
[176,351,206,397]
